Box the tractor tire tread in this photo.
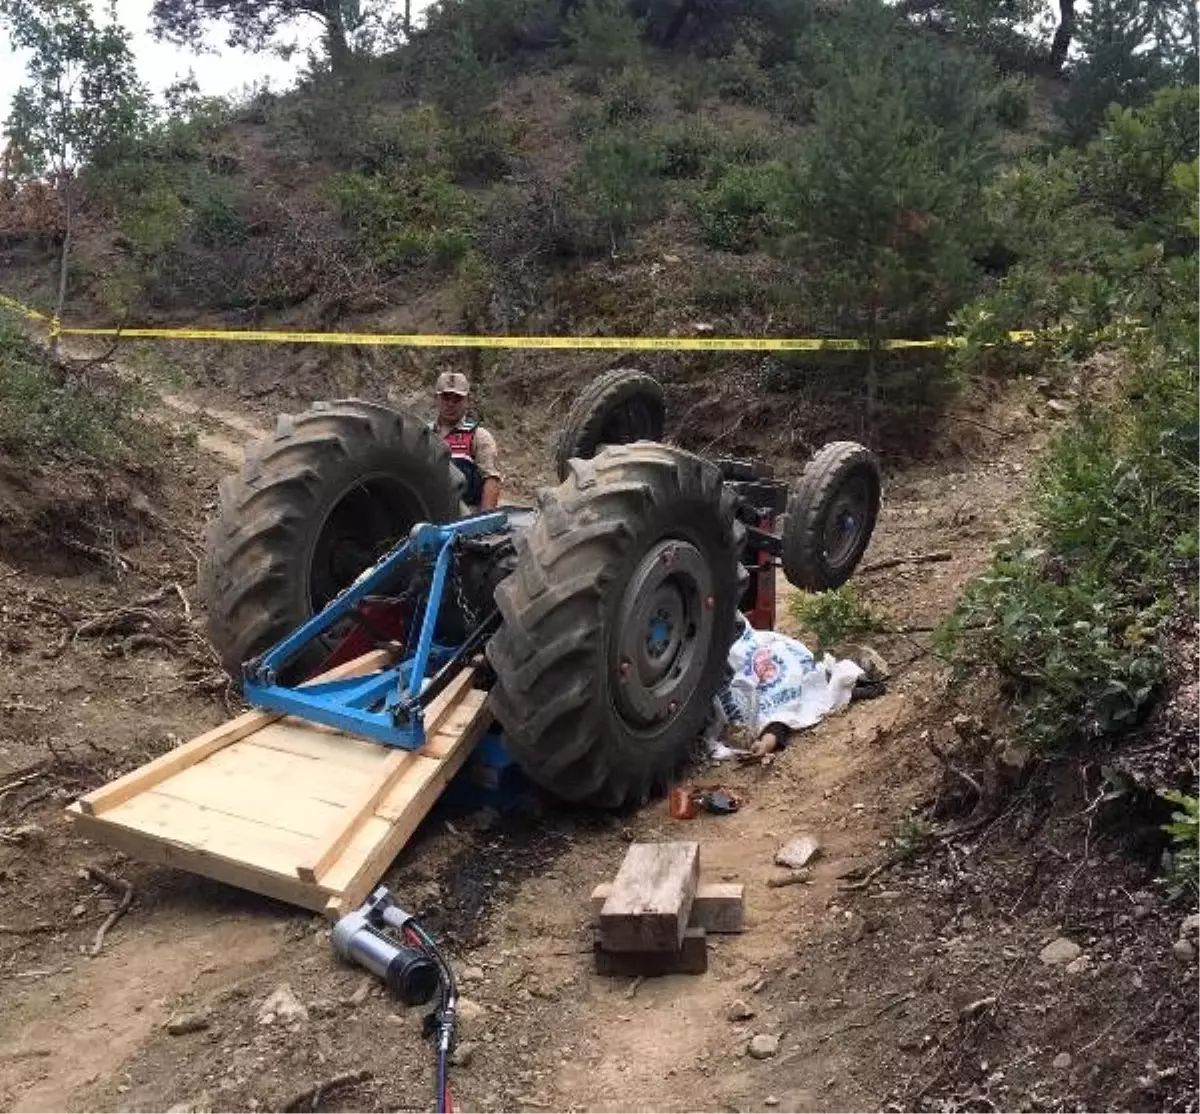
[199,400,462,679]
[781,441,881,591]
[554,369,667,482]
[487,442,742,808]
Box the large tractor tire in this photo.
[554,368,666,481]
[487,443,743,809]
[780,441,881,591]
[199,400,463,679]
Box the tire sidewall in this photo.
[810,459,879,585]
[592,497,740,784]
[783,447,882,590]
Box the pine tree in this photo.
[780,14,999,425]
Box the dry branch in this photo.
[83,866,133,956]
[280,1069,372,1112]
[861,550,953,574]
[0,922,57,936]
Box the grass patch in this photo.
[0,320,157,464]
[789,584,886,650]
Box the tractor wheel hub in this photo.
[613,539,713,731]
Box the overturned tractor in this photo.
[198,369,882,809]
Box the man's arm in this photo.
[480,477,501,511]
[473,427,503,510]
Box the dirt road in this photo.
[7,379,1181,1114]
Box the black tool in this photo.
[331,886,440,1005]
[331,887,458,1113]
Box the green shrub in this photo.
[0,321,152,464]
[1160,790,1199,896]
[938,556,1165,749]
[717,39,770,105]
[1079,88,1200,242]
[572,129,666,247]
[789,584,885,649]
[990,74,1032,129]
[939,343,1195,751]
[564,0,645,77]
[655,121,719,179]
[692,161,789,252]
[188,171,248,247]
[328,170,477,270]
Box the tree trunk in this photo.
[1049,0,1076,73]
[52,174,72,357]
[865,297,881,435]
[323,1,352,72]
[403,0,411,37]
[661,0,697,47]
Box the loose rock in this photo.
[347,978,372,1008]
[727,999,756,1022]
[166,1095,213,1114]
[460,965,486,984]
[451,1041,478,1067]
[1181,913,1200,939]
[765,1097,780,1107]
[1065,955,1093,976]
[1171,939,1195,964]
[257,983,308,1026]
[1039,937,1082,966]
[748,1034,779,1060]
[775,836,822,870]
[166,1012,210,1036]
[1053,1052,1072,1070]
[457,997,486,1022]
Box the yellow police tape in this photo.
[0,292,1041,353]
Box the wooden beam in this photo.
[295,669,476,884]
[66,803,332,913]
[593,927,708,976]
[75,650,395,817]
[598,842,700,953]
[591,881,744,933]
[322,690,493,920]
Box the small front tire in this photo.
[780,441,881,591]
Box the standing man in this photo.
[434,371,502,512]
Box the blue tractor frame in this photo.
[241,512,508,751]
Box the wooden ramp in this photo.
[66,652,493,919]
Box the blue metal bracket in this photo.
[241,512,507,750]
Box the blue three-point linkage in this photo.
[241,513,507,750]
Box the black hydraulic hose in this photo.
[410,919,457,1114]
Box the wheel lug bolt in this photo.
[668,701,679,714]
[620,659,632,675]
[704,596,714,609]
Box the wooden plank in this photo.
[244,723,390,772]
[295,670,477,884]
[150,765,344,840]
[109,789,313,873]
[592,927,708,976]
[321,689,493,919]
[591,882,744,934]
[75,649,395,817]
[599,842,700,953]
[67,803,330,913]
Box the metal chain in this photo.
[449,543,479,631]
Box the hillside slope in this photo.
[1,1,1065,470]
